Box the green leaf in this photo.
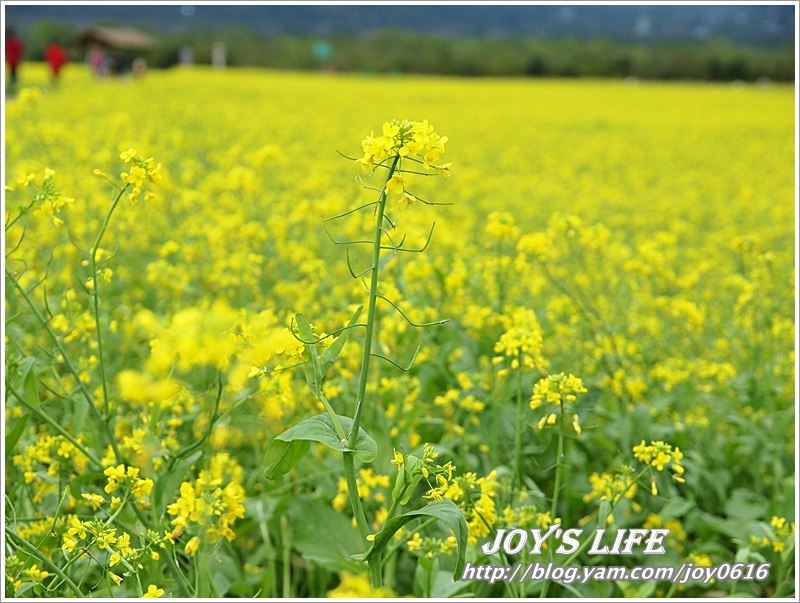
[616,579,656,598]
[320,306,362,378]
[263,438,310,479]
[294,313,315,343]
[208,546,241,596]
[5,414,30,457]
[20,358,40,409]
[429,569,468,598]
[276,414,376,462]
[696,511,752,540]
[154,450,202,515]
[660,497,694,520]
[724,488,765,520]
[365,499,468,579]
[287,495,364,572]
[391,454,423,506]
[71,396,90,434]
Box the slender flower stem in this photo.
[343,154,400,588]
[5,530,84,597]
[343,452,370,539]
[90,184,130,418]
[348,154,399,448]
[5,382,102,468]
[5,269,124,463]
[550,400,566,520]
[512,352,525,495]
[281,516,292,598]
[541,401,566,599]
[542,467,647,597]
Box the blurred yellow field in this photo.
[4,65,795,598]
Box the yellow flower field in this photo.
[4,65,795,598]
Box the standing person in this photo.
[45,41,67,83]
[89,46,105,77]
[5,28,24,89]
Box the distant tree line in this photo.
[20,21,796,81]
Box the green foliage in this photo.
[15,20,796,81]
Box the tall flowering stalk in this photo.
[266,119,452,586]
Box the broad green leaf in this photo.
[5,414,30,457]
[276,414,376,462]
[364,499,468,579]
[320,306,362,378]
[263,438,310,479]
[287,495,364,572]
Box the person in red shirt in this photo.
[45,42,68,83]
[5,28,24,87]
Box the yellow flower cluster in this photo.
[531,372,587,432]
[103,463,154,504]
[531,372,587,408]
[632,440,686,484]
[643,513,687,551]
[143,584,165,598]
[119,148,162,204]
[437,470,498,545]
[166,453,246,549]
[493,307,547,373]
[405,531,459,559]
[359,119,448,168]
[583,469,638,504]
[327,572,395,598]
[332,468,391,514]
[750,515,795,553]
[502,504,555,530]
[12,434,90,487]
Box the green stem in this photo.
[343,155,399,589]
[5,530,84,597]
[319,391,346,441]
[5,269,124,464]
[281,516,292,598]
[541,401,567,599]
[511,352,524,495]
[343,452,370,540]
[6,382,102,468]
[347,154,399,448]
[169,372,223,467]
[89,183,130,418]
[550,401,566,519]
[45,489,132,593]
[369,557,383,589]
